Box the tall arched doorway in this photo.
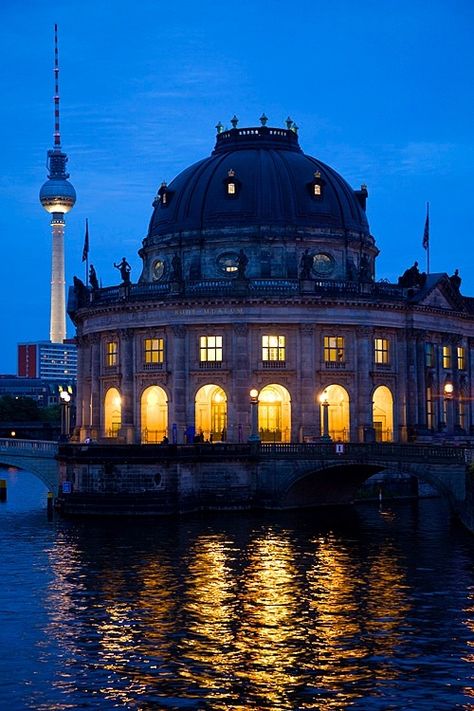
[195,385,227,442]
[319,384,350,442]
[258,384,291,443]
[104,387,121,438]
[372,385,394,442]
[141,385,168,443]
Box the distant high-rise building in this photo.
[18,341,77,381]
[39,24,76,344]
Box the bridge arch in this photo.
[278,459,461,510]
[0,440,59,493]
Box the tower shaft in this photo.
[40,25,75,345]
[50,216,66,343]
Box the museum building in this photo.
[69,118,474,447]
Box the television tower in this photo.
[39,24,76,343]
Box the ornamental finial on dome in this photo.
[285,116,293,130]
[215,121,224,134]
[231,115,239,129]
[260,113,268,126]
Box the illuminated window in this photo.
[144,338,164,364]
[310,171,324,199]
[217,252,239,273]
[106,341,118,367]
[426,387,434,429]
[262,335,286,362]
[442,345,451,369]
[225,169,239,197]
[458,346,466,370]
[425,343,435,368]
[374,338,390,364]
[200,335,223,362]
[324,336,345,363]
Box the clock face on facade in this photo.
[152,259,165,281]
[313,252,335,275]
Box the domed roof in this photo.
[147,123,370,239]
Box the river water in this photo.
[1,469,474,710]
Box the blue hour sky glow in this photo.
[0,0,473,372]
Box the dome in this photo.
[40,178,76,214]
[147,124,370,240]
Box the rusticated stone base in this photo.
[56,442,472,518]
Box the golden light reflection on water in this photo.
[235,532,305,709]
[43,516,417,709]
[178,534,239,702]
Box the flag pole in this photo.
[82,218,89,283]
[426,202,430,274]
[422,202,430,274]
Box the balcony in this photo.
[143,362,164,371]
[324,361,346,369]
[261,360,286,369]
[199,361,223,369]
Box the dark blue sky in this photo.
[0,0,473,373]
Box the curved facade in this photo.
[69,121,474,447]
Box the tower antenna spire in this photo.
[40,24,76,344]
[53,23,61,148]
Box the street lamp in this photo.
[60,390,71,439]
[444,382,454,433]
[249,388,260,442]
[319,389,332,442]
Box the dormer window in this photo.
[157,181,172,207]
[224,169,240,197]
[309,171,324,199]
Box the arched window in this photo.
[319,384,350,442]
[104,387,121,438]
[258,384,291,443]
[372,385,394,442]
[195,384,227,442]
[141,385,168,443]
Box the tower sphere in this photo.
[39,178,76,214]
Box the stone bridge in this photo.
[55,440,473,517]
[256,442,471,508]
[0,438,59,492]
[0,439,472,515]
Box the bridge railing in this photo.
[56,440,472,465]
[0,438,58,455]
[259,442,469,463]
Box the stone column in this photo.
[468,338,474,434]
[171,324,187,443]
[356,326,373,442]
[77,334,91,441]
[90,334,101,440]
[395,330,408,442]
[405,328,419,440]
[119,329,136,443]
[416,332,426,431]
[299,324,316,441]
[232,323,250,443]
